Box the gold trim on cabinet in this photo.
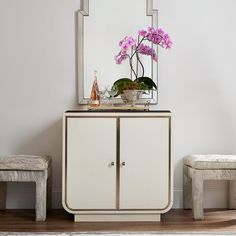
[64,115,172,212]
[116,117,120,210]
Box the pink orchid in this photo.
[115,26,172,78]
[138,43,157,61]
[119,36,136,49]
[138,30,147,37]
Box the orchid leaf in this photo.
[113,78,132,97]
[114,78,132,86]
[134,77,157,90]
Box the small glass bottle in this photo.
[88,70,100,108]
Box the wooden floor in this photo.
[1,209,236,233]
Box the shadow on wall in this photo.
[6,119,63,209]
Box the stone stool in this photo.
[183,154,236,220]
[0,155,51,221]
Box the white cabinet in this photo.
[66,118,117,210]
[63,111,172,222]
[119,117,169,209]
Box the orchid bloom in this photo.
[115,27,172,78]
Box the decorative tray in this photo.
[88,105,149,111]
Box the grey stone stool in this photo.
[183,154,236,220]
[0,155,51,221]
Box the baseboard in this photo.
[173,188,183,208]
[6,186,62,209]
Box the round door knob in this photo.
[110,162,115,166]
[121,162,126,166]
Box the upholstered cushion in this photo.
[0,155,51,170]
[183,154,236,170]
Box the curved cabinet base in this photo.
[75,214,160,222]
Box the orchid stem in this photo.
[129,55,138,79]
[130,36,145,79]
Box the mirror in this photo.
[77,0,158,104]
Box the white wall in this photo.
[156,0,236,207]
[0,0,80,208]
[0,0,236,209]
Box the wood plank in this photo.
[0,182,6,210]
[1,209,236,233]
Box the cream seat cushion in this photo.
[183,154,236,170]
[0,155,51,170]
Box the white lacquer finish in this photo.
[120,118,169,209]
[66,117,117,209]
[62,111,172,222]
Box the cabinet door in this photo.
[66,117,117,210]
[120,117,170,209]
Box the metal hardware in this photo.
[121,162,126,166]
[111,162,115,166]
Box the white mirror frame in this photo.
[77,0,158,104]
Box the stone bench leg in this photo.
[0,182,6,210]
[229,180,236,209]
[192,169,204,220]
[47,167,52,210]
[183,165,192,209]
[35,171,47,221]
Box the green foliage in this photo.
[134,77,157,90]
[113,77,157,96]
